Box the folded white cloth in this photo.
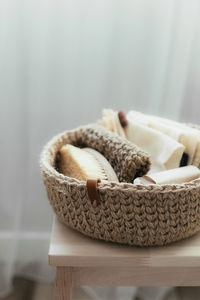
[134,165,200,185]
[99,109,199,173]
[125,117,185,173]
[127,110,200,166]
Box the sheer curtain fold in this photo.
[0,0,200,298]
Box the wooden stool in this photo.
[49,217,200,300]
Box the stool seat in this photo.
[49,217,200,299]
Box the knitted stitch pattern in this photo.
[40,124,200,246]
[73,124,151,182]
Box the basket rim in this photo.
[40,125,200,193]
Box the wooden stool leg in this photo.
[54,267,73,300]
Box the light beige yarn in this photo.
[40,124,200,246]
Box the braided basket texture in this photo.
[41,124,200,246]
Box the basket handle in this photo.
[86,178,101,205]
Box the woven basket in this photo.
[41,124,200,247]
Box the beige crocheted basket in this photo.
[41,124,200,247]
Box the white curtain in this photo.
[0,0,200,299]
